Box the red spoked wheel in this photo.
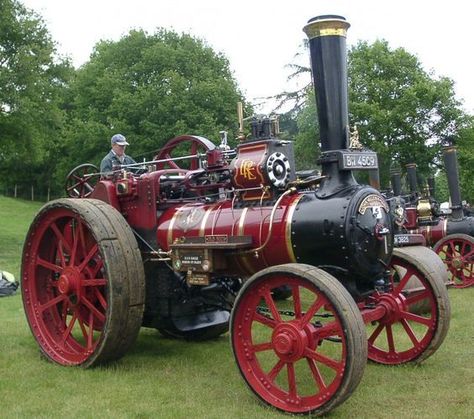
[21,199,145,367]
[230,264,367,416]
[433,233,474,288]
[365,246,450,365]
[154,135,216,170]
[65,164,99,198]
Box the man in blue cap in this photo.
[100,134,137,175]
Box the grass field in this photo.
[1,195,473,418]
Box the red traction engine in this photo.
[392,149,474,288]
[21,15,450,416]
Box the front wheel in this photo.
[433,233,474,288]
[230,263,367,416]
[366,246,450,365]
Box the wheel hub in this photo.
[375,293,407,325]
[57,267,83,302]
[272,323,308,362]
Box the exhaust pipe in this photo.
[303,15,357,196]
[390,169,402,196]
[427,176,435,199]
[443,145,463,219]
[406,163,418,194]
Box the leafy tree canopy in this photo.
[281,40,469,187]
[0,0,72,192]
[61,29,245,177]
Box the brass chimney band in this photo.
[303,18,350,39]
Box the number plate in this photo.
[339,152,378,170]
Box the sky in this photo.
[21,0,474,115]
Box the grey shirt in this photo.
[100,150,137,174]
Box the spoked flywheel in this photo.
[433,233,474,288]
[230,264,367,416]
[365,246,450,365]
[21,198,145,367]
[65,163,99,198]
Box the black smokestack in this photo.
[303,15,356,194]
[427,176,435,198]
[443,145,463,219]
[390,169,402,196]
[406,163,418,194]
[303,15,350,152]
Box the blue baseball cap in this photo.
[111,134,129,146]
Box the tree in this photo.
[348,40,467,187]
[453,121,474,203]
[60,29,245,178]
[0,0,72,196]
[277,40,468,187]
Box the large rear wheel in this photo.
[22,198,145,367]
[230,263,367,416]
[365,246,450,365]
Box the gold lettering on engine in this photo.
[240,159,257,180]
[358,194,389,215]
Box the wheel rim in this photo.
[435,237,474,288]
[366,256,438,364]
[231,275,350,413]
[22,207,107,365]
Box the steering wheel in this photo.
[154,135,216,171]
[65,163,99,198]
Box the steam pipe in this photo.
[443,145,463,219]
[303,15,356,196]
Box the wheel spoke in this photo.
[62,311,78,343]
[287,362,297,398]
[77,316,89,343]
[37,257,63,273]
[94,287,108,310]
[405,289,430,306]
[267,359,285,382]
[400,318,420,347]
[394,266,416,294]
[50,222,72,254]
[254,312,277,329]
[304,348,343,372]
[39,294,67,312]
[69,219,82,266]
[83,278,107,287]
[368,323,384,344]
[262,290,282,322]
[78,244,99,272]
[251,342,273,353]
[386,324,395,353]
[292,285,303,318]
[313,321,340,340]
[301,295,325,324]
[306,357,327,391]
[81,296,106,323]
[400,310,433,326]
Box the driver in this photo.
[100,134,137,176]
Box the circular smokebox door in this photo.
[266,152,291,188]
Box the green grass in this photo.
[1,195,473,418]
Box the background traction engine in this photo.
[391,148,474,288]
[21,15,450,416]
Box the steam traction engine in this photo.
[21,16,450,416]
[391,148,474,288]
